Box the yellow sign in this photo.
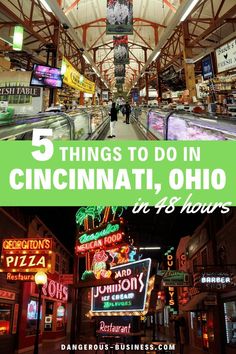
[62,57,95,94]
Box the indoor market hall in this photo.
[0,1,236,141]
[1,206,236,354]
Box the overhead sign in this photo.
[106,0,133,35]
[215,38,236,73]
[0,238,53,273]
[62,57,95,94]
[75,220,124,253]
[91,258,151,313]
[115,64,125,77]
[194,271,235,291]
[157,270,191,287]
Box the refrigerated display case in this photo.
[0,106,109,141]
[86,106,109,140]
[166,112,236,140]
[147,110,166,140]
[133,108,236,140]
[67,109,90,140]
[0,112,72,141]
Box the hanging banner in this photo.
[115,64,126,77]
[106,0,133,35]
[116,77,125,84]
[114,36,129,64]
[61,57,95,94]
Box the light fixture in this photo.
[13,26,24,51]
[39,0,52,12]
[180,0,201,22]
[83,55,90,65]
[153,51,161,61]
[35,270,47,285]
[34,271,47,354]
[61,60,67,75]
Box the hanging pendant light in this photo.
[13,25,24,51]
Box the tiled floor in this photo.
[105,113,142,141]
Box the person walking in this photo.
[124,101,131,124]
[107,102,118,138]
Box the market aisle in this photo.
[105,112,143,141]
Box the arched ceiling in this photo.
[0,0,235,93]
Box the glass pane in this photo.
[224,301,236,345]
[0,303,11,335]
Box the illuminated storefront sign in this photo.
[157,270,191,287]
[0,289,16,300]
[76,221,124,253]
[42,279,68,301]
[195,272,234,290]
[6,272,35,281]
[0,238,53,273]
[91,258,151,313]
[99,319,131,334]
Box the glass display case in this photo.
[86,106,109,139]
[0,112,72,141]
[67,109,90,140]
[166,113,227,140]
[0,106,109,141]
[147,110,165,140]
[136,108,236,141]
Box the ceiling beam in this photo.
[64,0,82,14]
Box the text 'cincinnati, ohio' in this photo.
[9,168,155,190]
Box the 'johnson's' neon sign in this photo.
[91,258,151,313]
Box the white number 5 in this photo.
[32,129,54,161]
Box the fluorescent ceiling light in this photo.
[0,36,12,46]
[153,51,161,61]
[83,54,90,65]
[40,0,52,12]
[180,0,201,22]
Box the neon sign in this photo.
[91,258,151,313]
[76,220,124,253]
[195,272,234,290]
[2,238,52,250]
[79,224,119,243]
[0,238,53,273]
[42,279,68,301]
[99,320,131,334]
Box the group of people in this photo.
[107,101,131,139]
